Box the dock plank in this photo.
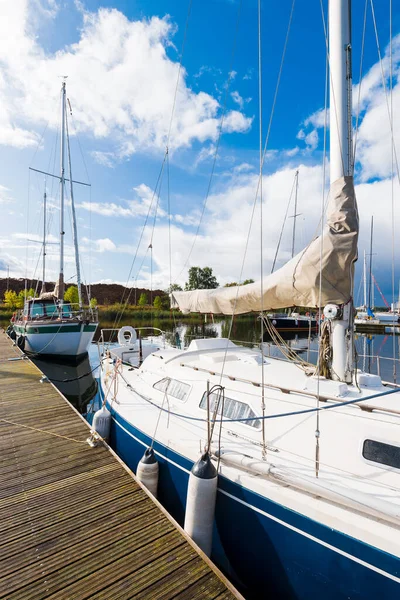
[0,331,243,600]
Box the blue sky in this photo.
[0,0,399,304]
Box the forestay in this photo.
[171,176,358,315]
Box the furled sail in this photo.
[171,176,358,315]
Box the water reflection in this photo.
[32,353,98,414]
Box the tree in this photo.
[138,292,148,306]
[4,290,18,310]
[153,296,162,310]
[160,294,170,310]
[90,297,98,309]
[224,279,255,287]
[185,267,219,291]
[166,283,183,293]
[64,286,79,305]
[16,288,36,308]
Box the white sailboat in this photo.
[12,81,98,358]
[98,2,400,598]
[355,220,400,327]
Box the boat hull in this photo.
[107,404,400,600]
[13,321,97,358]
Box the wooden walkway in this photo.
[0,331,243,600]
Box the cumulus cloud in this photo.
[299,34,400,182]
[94,238,116,252]
[78,183,167,219]
[0,0,252,156]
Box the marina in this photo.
[1,0,400,598]
[0,330,242,600]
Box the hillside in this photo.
[0,278,166,305]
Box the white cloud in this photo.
[78,183,167,219]
[94,237,116,252]
[91,151,117,168]
[304,108,328,130]
[300,34,400,182]
[304,129,319,151]
[231,90,244,109]
[0,1,252,155]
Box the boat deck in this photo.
[0,330,242,600]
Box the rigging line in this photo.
[28,94,59,169]
[353,0,368,163]
[24,169,32,299]
[270,172,297,273]
[259,0,296,178]
[117,369,399,423]
[258,0,267,460]
[167,150,172,292]
[315,47,329,478]
[109,153,168,338]
[174,0,243,282]
[389,0,397,383]
[69,111,91,185]
[369,0,400,186]
[166,0,193,148]
[229,0,295,298]
[218,0,297,358]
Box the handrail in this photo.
[15,306,98,322]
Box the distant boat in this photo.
[264,311,318,336]
[355,243,399,328]
[11,81,98,358]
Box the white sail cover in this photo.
[171,176,358,315]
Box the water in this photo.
[23,317,400,415]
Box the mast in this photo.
[329,0,353,382]
[42,187,47,294]
[363,250,367,309]
[368,216,374,311]
[66,106,83,309]
[291,169,300,258]
[58,79,66,302]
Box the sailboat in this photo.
[99,3,400,598]
[265,170,318,336]
[355,219,400,328]
[12,81,98,359]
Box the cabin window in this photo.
[31,303,45,317]
[45,304,59,316]
[200,392,260,429]
[62,304,72,317]
[153,377,190,402]
[362,439,400,469]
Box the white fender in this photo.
[136,448,159,497]
[184,453,217,557]
[92,405,111,441]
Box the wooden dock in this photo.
[0,331,243,600]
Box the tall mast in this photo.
[66,106,83,309]
[329,0,353,382]
[291,169,299,258]
[329,0,353,183]
[363,250,367,309]
[42,187,47,294]
[58,79,66,302]
[368,216,374,311]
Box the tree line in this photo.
[2,266,254,310]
